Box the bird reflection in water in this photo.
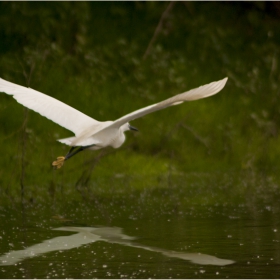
[0,226,234,266]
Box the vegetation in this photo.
[0,2,280,208]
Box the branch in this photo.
[143,1,176,60]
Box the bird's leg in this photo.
[65,146,85,161]
[52,145,94,169]
[52,146,84,169]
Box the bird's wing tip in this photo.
[222,77,228,84]
[218,77,228,89]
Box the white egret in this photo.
[0,77,228,169]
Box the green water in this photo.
[1,172,280,278]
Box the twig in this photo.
[18,56,36,87]
[20,108,28,204]
[0,121,29,141]
[181,124,209,149]
[19,58,35,206]
[182,1,194,16]
[143,1,176,60]
[74,149,108,194]
[160,114,190,145]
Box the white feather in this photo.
[0,77,228,151]
[71,77,228,146]
[0,78,99,135]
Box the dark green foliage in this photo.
[0,2,280,203]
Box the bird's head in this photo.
[121,123,138,132]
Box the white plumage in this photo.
[0,77,228,168]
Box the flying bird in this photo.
[0,77,228,169]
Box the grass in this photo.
[0,2,280,208]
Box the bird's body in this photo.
[0,77,228,168]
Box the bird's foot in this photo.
[52,156,65,169]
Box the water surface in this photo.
[0,173,279,278]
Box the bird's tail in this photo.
[57,136,76,146]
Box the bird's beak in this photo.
[129,125,138,131]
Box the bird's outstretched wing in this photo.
[72,77,228,145]
[0,78,100,135]
[111,77,228,128]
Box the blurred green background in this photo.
[0,1,280,206]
